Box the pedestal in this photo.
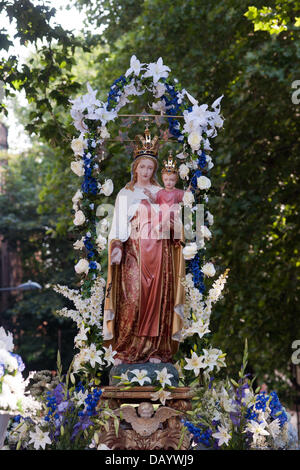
[97,386,193,450]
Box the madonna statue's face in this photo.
[135,157,156,184]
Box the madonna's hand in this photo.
[111,246,122,265]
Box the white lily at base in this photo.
[150,388,172,405]
[28,427,52,450]
[103,345,117,366]
[243,420,270,445]
[130,369,151,386]
[184,351,205,377]
[154,367,174,388]
[212,425,232,447]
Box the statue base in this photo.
[97,385,193,450]
[109,361,179,386]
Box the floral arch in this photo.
[53,55,229,385]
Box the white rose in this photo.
[179,163,190,180]
[71,160,85,177]
[188,131,202,151]
[75,258,90,274]
[152,100,167,113]
[182,242,198,260]
[182,190,195,208]
[72,189,83,203]
[197,175,211,190]
[202,262,216,277]
[73,238,85,250]
[71,137,87,156]
[201,225,212,240]
[206,210,214,226]
[73,210,86,226]
[99,126,110,139]
[100,179,114,197]
[96,234,107,251]
[154,82,166,98]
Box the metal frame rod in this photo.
[118,113,185,119]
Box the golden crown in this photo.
[133,126,159,161]
[161,151,178,175]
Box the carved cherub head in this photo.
[137,402,154,419]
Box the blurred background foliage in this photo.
[0,0,299,405]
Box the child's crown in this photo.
[161,151,178,175]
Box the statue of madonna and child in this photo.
[103,127,187,383]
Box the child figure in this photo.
[144,153,184,245]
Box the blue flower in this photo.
[187,253,205,293]
[89,261,98,270]
[182,419,212,447]
[75,381,85,393]
[197,151,207,169]
[254,392,268,412]
[246,390,288,428]
[190,169,203,189]
[269,391,288,427]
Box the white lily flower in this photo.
[211,94,224,109]
[83,344,104,369]
[143,57,171,83]
[185,90,198,106]
[212,425,231,447]
[99,179,114,197]
[88,104,117,125]
[103,345,117,366]
[150,388,172,405]
[202,347,226,372]
[268,418,281,439]
[184,351,205,377]
[0,327,14,352]
[155,367,174,388]
[244,420,270,445]
[187,319,210,339]
[125,55,144,77]
[29,427,52,450]
[130,369,151,386]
